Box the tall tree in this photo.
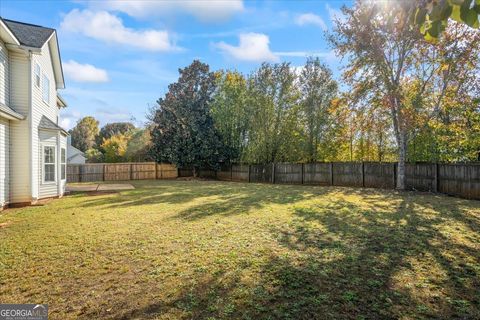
[299,58,338,162]
[245,62,300,163]
[70,116,99,152]
[329,0,480,189]
[211,70,250,162]
[150,60,227,175]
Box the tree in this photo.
[125,128,153,162]
[413,0,480,41]
[298,58,338,162]
[150,60,227,176]
[211,70,250,162]
[330,1,480,189]
[70,116,99,152]
[85,148,103,163]
[244,62,301,163]
[96,122,135,147]
[101,133,128,163]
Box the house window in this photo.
[42,74,50,103]
[34,63,41,87]
[61,148,66,180]
[43,145,56,183]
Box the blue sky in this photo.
[0,0,350,130]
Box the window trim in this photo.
[42,73,50,104]
[61,147,66,181]
[42,144,56,184]
[34,63,41,88]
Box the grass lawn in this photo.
[0,180,479,319]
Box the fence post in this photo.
[361,161,365,187]
[130,163,134,180]
[155,163,158,180]
[103,164,106,181]
[230,164,233,181]
[330,162,334,186]
[392,162,396,189]
[79,165,83,183]
[272,163,275,184]
[301,163,304,185]
[433,162,439,193]
[248,165,251,183]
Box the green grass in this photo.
[0,180,479,319]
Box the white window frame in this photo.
[61,147,66,181]
[42,73,50,104]
[34,63,41,88]
[42,145,56,184]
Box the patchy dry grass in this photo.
[0,180,479,319]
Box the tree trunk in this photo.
[396,132,407,190]
[193,167,198,178]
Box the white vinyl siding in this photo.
[32,43,61,200]
[8,51,31,203]
[0,39,9,106]
[0,118,9,207]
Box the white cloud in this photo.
[326,4,346,24]
[90,0,244,22]
[295,13,327,30]
[59,109,81,130]
[63,60,109,83]
[60,9,179,52]
[214,33,279,62]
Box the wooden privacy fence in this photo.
[68,161,480,200]
[211,162,480,200]
[67,162,177,182]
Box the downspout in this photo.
[28,51,36,203]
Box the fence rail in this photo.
[68,161,480,200]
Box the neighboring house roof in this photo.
[68,151,86,162]
[39,115,68,135]
[0,102,25,120]
[2,19,54,48]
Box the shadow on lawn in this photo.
[75,181,327,220]
[109,185,480,319]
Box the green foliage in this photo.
[413,0,480,41]
[69,116,100,152]
[101,133,129,163]
[299,58,339,162]
[125,129,153,162]
[211,71,250,162]
[85,148,103,163]
[244,62,301,163]
[150,60,228,173]
[96,122,135,147]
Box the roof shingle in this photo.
[2,18,54,48]
[39,116,68,135]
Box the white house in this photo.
[67,136,86,164]
[0,18,67,209]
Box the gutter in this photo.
[0,103,25,121]
[28,50,36,203]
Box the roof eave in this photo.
[0,18,20,45]
[47,32,65,89]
